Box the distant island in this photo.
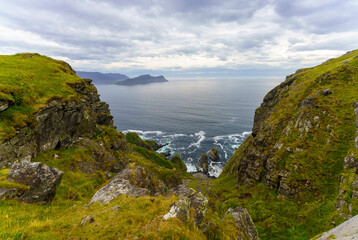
[76,71,168,86]
[76,71,129,85]
[116,74,168,86]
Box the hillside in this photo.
[217,50,358,239]
[116,74,168,86]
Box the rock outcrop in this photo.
[6,161,63,204]
[199,154,209,174]
[0,79,114,168]
[90,165,165,204]
[208,147,220,161]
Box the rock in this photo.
[90,165,164,204]
[170,154,187,171]
[161,151,171,158]
[207,147,220,161]
[224,207,259,240]
[0,188,19,201]
[163,205,180,220]
[199,154,209,174]
[111,205,121,211]
[7,161,64,204]
[322,89,332,96]
[314,214,358,239]
[80,215,95,226]
[0,100,9,112]
[344,156,358,169]
[189,192,208,226]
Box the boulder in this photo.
[6,161,64,204]
[322,89,332,96]
[80,215,95,226]
[90,165,165,204]
[207,147,220,162]
[0,100,9,112]
[199,154,209,174]
[224,207,258,240]
[163,192,208,226]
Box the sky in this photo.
[0,0,358,78]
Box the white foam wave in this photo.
[188,131,206,148]
[122,129,165,137]
[208,161,224,178]
[186,163,197,173]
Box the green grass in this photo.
[0,53,84,141]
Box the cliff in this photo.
[219,50,358,239]
[0,54,114,168]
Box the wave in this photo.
[188,131,206,148]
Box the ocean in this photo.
[96,77,282,177]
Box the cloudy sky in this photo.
[0,0,357,77]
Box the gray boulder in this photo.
[208,147,220,162]
[224,207,258,240]
[7,161,64,204]
[90,165,165,204]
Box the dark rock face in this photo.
[7,161,64,204]
[200,154,209,174]
[224,207,258,240]
[90,165,165,204]
[0,79,114,168]
[208,147,220,162]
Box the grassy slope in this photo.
[0,53,83,141]
[218,50,358,239]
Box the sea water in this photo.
[96,77,282,177]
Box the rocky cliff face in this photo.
[0,78,114,168]
[219,50,358,238]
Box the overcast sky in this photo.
[0,0,357,77]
